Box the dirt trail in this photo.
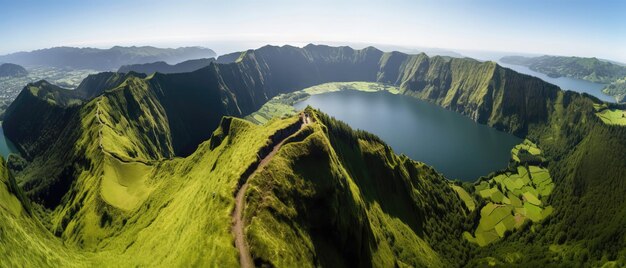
[232,113,309,268]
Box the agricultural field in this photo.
[510,139,544,163]
[246,82,400,124]
[463,140,554,246]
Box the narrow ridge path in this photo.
[232,113,310,268]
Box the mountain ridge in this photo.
[117,58,216,74]
[2,44,625,266]
[0,46,217,71]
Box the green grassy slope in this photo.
[467,92,626,266]
[0,156,92,267]
[2,44,625,266]
[4,44,564,160]
[244,108,469,267]
[0,106,471,267]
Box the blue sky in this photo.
[1,0,625,61]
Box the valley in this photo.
[0,44,624,267]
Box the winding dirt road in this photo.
[232,113,309,268]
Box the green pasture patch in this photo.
[302,81,401,95]
[475,181,490,191]
[516,166,528,178]
[475,229,500,247]
[595,108,626,126]
[522,192,542,206]
[478,206,512,232]
[524,203,544,222]
[490,190,505,203]
[522,186,539,197]
[542,206,554,218]
[493,174,507,184]
[452,185,476,211]
[538,183,555,196]
[494,222,508,237]
[507,193,522,207]
[480,203,497,218]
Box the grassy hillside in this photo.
[0,104,474,266]
[466,91,626,266]
[244,109,469,267]
[2,44,625,266]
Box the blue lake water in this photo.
[294,90,522,181]
[0,127,18,159]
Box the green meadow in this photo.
[461,139,555,246]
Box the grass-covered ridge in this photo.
[0,112,306,266]
[593,103,626,126]
[1,44,625,266]
[0,107,474,267]
[244,108,470,267]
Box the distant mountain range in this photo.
[0,63,28,77]
[1,44,625,266]
[118,58,216,74]
[501,55,626,102]
[0,46,216,71]
[500,55,626,83]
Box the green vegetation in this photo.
[0,104,472,267]
[245,91,307,124]
[245,108,469,267]
[463,139,554,246]
[501,55,626,83]
[0,110,304,266]
[452,185,476,211]
[602,77,626,102]
[0,66,96,119]
[594,103,626,125]
[301,81,400,95]
[2,44,626,266]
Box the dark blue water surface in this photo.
[0,127,18,159]
[295,90,522,181]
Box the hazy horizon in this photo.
[1,0,625,62]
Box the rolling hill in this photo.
[2,44,625,266]
[117,58,215,74]
[0,63,28,77]
[0,46,216,71]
